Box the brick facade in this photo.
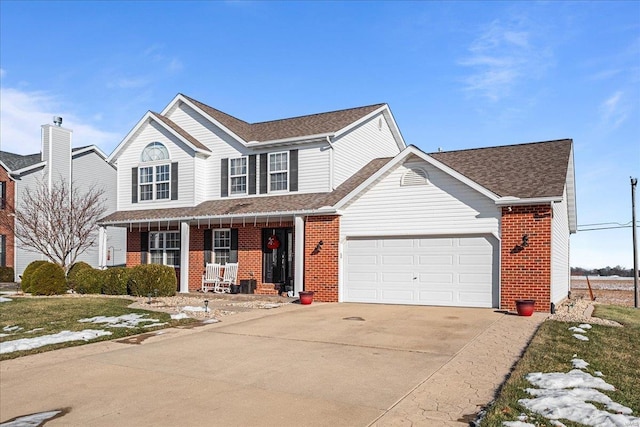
[303,215,340,302]
[500,204,552,312]
[0,167,15,270]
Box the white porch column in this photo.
[179,221,190,293]
[294,215,305,296]
[97,226,107,268]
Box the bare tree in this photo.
[8,179,107,273]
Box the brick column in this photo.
[304,215,340,302]
[500,205,552,312]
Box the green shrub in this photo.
[21,260,50,292]
[0,266,14,282]
[29,262,67,295]
[102,267,130,295]
[66,261,93,292]
[128,264,176,297]
[74,268,105,294]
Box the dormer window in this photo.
[269,152,288,192]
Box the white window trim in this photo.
[229,157,248,196]
[213,229,231,265]
[149,231,180,267]
[139,162,171,202]
[268,151,289,193]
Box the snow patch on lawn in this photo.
[0,296,12,303]
[573,333,589,341]
[571,358,589,369]
[0,330,112,354]
[170,313,189,320]
[79,313,161,328]
[181,305,209,312]
[569,326,587,333]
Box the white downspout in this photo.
[326,136,335,190]
[294,215,305,296]
[179,221,190,293]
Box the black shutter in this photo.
[259,153,268,194]
[221,158,229,197]
[0,235,5,267]
[171,162,178,200]
[230,229,239,263]
[248,155,257,195]
[289,149,298,192]
[1,182,6,209]
[140,231,149,264]
[204,229,212,266]
[131,168,138,204]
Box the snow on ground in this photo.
[508,321,640,427]
[0,330,112,354]
[181,305,209,312]
[502,422,535,427]
[170,312,189,320]
[0,410,62,427]
[0,297,12,303]
[569,326,587,333]
[79,313,161,328]
[573,333,589,341]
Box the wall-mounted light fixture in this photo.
[521,234,529,247]
[314,240,324,252]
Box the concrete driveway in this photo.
[0,303,541,426]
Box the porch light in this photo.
[521,234,529,247]
[315,240,324,252]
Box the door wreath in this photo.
[267,235,280,250]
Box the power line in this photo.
[578,225,633,231]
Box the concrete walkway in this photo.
[0,304,545,426]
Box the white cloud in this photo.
[0,86,119,155]
[460,18,552,101]
[599,90,629,129]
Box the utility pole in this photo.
[632,177,638,308]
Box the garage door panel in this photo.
[345,236,496,308]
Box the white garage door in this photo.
[344,236,497,307]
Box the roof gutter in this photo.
[246,132,335,148]
[98,207,339,227]
[495,196,563,206]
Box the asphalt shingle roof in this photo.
[183,95,385,142]
[430,139,572,198]
[0,152,42,171]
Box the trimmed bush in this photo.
[66,261,93,292]
[0,266,14,282]
[29,262,67,295]
[21,260,50,292]
[128,264,176,297]
[102,267,130,295]
[74,268,105,294]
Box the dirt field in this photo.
[571,276,637,307]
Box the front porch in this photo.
[121,215,340,302]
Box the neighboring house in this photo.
[0,120,127,280]
[101,94,576,312]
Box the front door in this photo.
[262,227,293,288]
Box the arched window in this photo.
[141,142,170,162]
[138,142,172,201]
[401,167,429,186]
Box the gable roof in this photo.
[182,95,386,143]
[150,112,211,152]
[430,139,573,199]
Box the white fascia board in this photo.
[176,95,248,146]
[333,145,498,210]
[107,111,152,162]
[99,208,339,226]
[565,145,577,233]
[73,145,108,160]
[495,196,563,206]
[343,229,499,239]
[11,161,47,176]
[245,133,334,148]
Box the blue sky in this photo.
[1,1,638,269]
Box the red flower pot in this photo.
[299,291,314,305]
[515,299,535,316]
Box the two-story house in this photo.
[101,94,576,312]
[1,120,127,280]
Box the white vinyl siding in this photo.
[116,120,195,210]
[42,125,72,187]
[298,145,330,192]
[340,159,500,238]
[333,112,400,188]
[551,188,571,305]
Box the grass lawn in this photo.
[0,296,196,361]
[480,305,640,426]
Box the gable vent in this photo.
[401,167,429,186]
